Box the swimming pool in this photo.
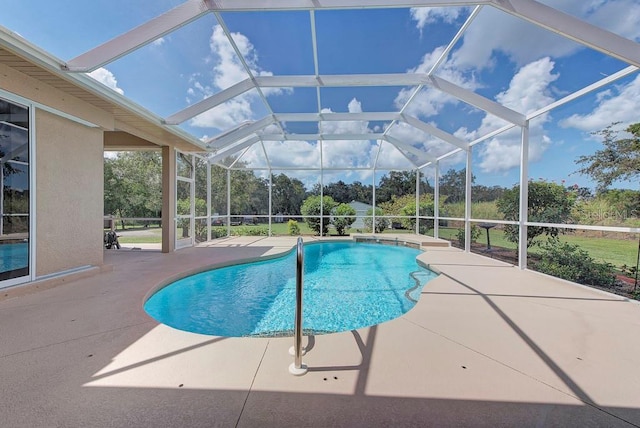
[144,241,437,337]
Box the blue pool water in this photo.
[0,242,28,273]
[144,241,437,337]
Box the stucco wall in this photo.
[35,109,103,276]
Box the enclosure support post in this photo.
[518,122,530,270]
[226,169,231,237]
[320,166,324,236]
[634,233,639,292]
[206,160,211,242]
[161,146,176,253]
[268,170,272,237]
[289,237,308,376]
[434,162,440,239]
[372,169,376,233]
[415,169,420,235]
[465,148,472,253]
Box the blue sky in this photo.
[1,0,639,190]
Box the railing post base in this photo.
[289,346,306,356]
[289,362,308,376]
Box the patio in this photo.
[1,237,639,427]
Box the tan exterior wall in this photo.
[35,109,103,276]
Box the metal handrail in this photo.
[289,237,308,375]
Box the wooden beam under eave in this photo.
[104,131,159,150]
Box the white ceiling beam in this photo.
[385,135,437,164]
[275,112,400,122]
[259,133,386,141]
[428,75,526,125]
[210,135,260,162]
[164,79,255,125]
[320,112,398,121]
[402,115,469,151]
[469,123,517,147]
[65,1,211,71]
[255,73,431,87]
[255,75,318,87]
[436,147,463,162]
[205,0,487,11]
[207,116,275,149]
[491,0,640,68]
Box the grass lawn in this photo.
[114,223,638,269]
[438,227,637,268]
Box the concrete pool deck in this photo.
[1,235,639,427]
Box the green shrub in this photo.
[534,238,616,287]
[364,207,389,233]
[301,195,337,236]
[288,219,300,236]
[332,203,356,235]
[231,226,268,236]
[455,224,481,247]
[211,227,227,239]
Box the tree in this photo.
[104,151,162,227]
[324,180,352,204]
[210,164,228,215]
[471,184,505,202]
[300,195,337,236]
[376,171,431,203]
[497,181,576,247]
[229,169,268,215]
[440,168,474,204]
[332,203,356,235]
[272,174,306,215]
[349,181,373,204]
[575,122,640,191]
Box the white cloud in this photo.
[376,140,417,170]
[151,37,165,47]
[241,140,321,171]
[188,25,290,130]
[190,97,254,130]
[87,67,124,95]
[475,127,552,174]
[495,56,558,115]
[208,25,251,90]
[317,98,379,169]
[473,58,558,173]
[395,46,478,119]
[410,7,469,30]
[559,73,640,132]
[320,98,371,135]
[440,0,640,70]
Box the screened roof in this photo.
[2,0,639,174]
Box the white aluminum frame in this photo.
[52,0,640,269]
[0,89,35,288]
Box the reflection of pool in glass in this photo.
[144,241,438,337]
[0,242,28,273]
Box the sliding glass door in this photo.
[0,96,31,285]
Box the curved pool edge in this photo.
[143,234,446,308]
[142,245,298,305]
